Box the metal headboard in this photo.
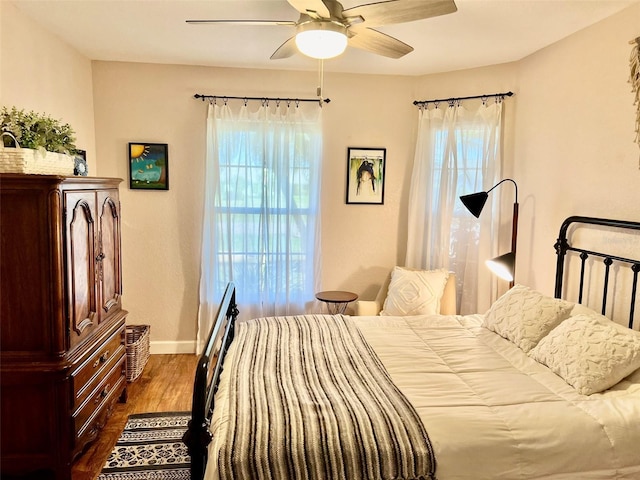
[554,216,640,329]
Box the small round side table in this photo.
[315,290,358,315]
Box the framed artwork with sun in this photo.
[128,142,169,190]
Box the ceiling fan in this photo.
[186,0,458,60]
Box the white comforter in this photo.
[207,314,640,480]
[352,314,640,480]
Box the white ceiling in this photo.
[9,0,639,76]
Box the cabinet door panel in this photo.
[65,191,98,349]
[0,186,55,353]
[97,190,122,319]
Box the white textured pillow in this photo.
[529,313,640,395]
[482,284,574,352]
[380,267,449,316]
[570,303,601,317]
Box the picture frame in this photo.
[73,149,88,176]
[346,147,386,205]
[128,143,169,190]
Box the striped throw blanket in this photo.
[216,314,436,480]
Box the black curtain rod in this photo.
[194,94,330,104]
[413,91,513,106]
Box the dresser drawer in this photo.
[73,355,126,439]
[72,324,125,410]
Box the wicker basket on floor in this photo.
[125,325,150,382]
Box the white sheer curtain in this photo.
[197,101,323,350]
[406,99,504,314]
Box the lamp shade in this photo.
[295,21,348,59]
[486,252,516,282]
[459,191,489,218]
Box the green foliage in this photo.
[1,106,77,155]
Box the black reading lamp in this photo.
[460,178,519,287]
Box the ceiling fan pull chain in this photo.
[317,58,325,101]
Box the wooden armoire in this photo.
[0,174,128,479]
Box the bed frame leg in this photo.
[183,421,213,480]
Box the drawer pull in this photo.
[92,350,110,368]
[94,384,111,404]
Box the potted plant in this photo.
[1,106,78,175]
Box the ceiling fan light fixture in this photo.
[295,21,348,59]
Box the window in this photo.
[214,134,317,303]
[431,125,487,261]
[407,101,502,313]
[201,103,322,318]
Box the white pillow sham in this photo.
[570,303,601,317]
[529,313,640,395]
[380,267,449,316]
[482,284,574,352]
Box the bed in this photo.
[184,216,640,480]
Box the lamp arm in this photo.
[486,178,518,204]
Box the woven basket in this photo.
[1,133,74,175]
[125,325,150,382]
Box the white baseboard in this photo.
[149,340,196,355]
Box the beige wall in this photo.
[90,62,419,349]
[3,2,639,351]
[1,1,96,171]
[514,3,640,294]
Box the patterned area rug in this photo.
[98,411,191,480]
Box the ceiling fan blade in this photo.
[287,0,332,19]
[348,27,413,59]
[343,0,457,27]
[186,19,296,26]
[271,36,299,60]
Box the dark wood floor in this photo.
[71,354,198,480]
